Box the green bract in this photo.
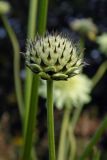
[39,74,92,109]
[0,1,10,14]
[25,33,84,80]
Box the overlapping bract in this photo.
[25,33,84,80]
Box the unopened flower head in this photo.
[96,33,107,55]
[0,1,10,14]
[70,18,98,40]
[25,33,84,80]
[39,74,92,109]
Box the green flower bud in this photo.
[25,33,84,80]
[0,1,10,14]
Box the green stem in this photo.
[25,0,49,113]
[24,0,49,135]
[92,61,107,88]
[25,0,38,114]
[47,80,56,160]
[68,125,76,160]
[80,37,85,51]
[68,106,82,160]
[22,75,39,160]
[93,149,101,160]
[71,105,83,131]
[57,108,71,160]
[23,1,39,160]
[79,115,107,160]
[1,15,24,120]
[37,0,49,34]
[23,0,49,159]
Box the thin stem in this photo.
[57,108,71,160]
[92,61,107,88]
[79,115,107,160]
[25,0,49,113]
[80,37,85,51]
[24,0,49,135]
[71,105,83,131]
[23,1,38,160]
[22,75,39,160]
[68,106,82,160]
[47,80,56,160]
[68,125,76,160]
[23,0,49,159]
[25,0,38,115]
[93,149,101,160]
[37,0,49,34]
[1,15,24,120]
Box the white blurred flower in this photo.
[39,74,92,110]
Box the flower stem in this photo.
[93,148,101,160]
[47,80,56,160]
[22,75,39,160]
[79,115,107,160]
[23,0,49,159]
[57,108,71,160]
[1,15,24,120]
[92,60,107,88]
[24,0,49,136]
[68,105,84,160]
[37,0,49,34]
[23,1,39,159]
[71,105,83,131]
[80,37,85,51]
[25,0,38,115]
[68,125,76,160]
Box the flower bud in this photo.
[0,1,10,14]
[25,33,84,80]
[70,18,98,40]
[96,33,107,55]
